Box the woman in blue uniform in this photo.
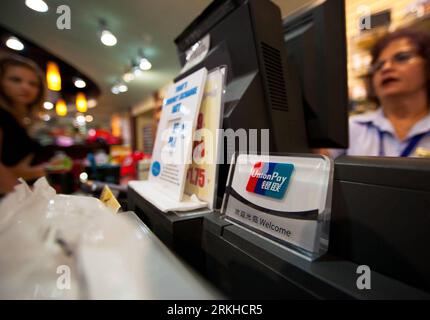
[331,28,430,158]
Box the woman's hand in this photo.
[0,128,19,193]
[9,154,46,181]
[0,163,19,194]
[311,148,331,157]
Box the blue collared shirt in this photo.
[330,108,430,158]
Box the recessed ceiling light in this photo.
[111,86,120,95]
[74,78,86,88]
[139,58,152,71]
[132,66,142,76]
[25,0,49,13]
[76,114,86,125]
[123,72,135,83]
[88,99,97,108]
[43,101,54,110]
[118,84,128,93]
[6,37,24,51]
[100,30,117,46]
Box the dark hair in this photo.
[366,28,430,105]
[0,55,46,118]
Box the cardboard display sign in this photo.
[184,67,226,210]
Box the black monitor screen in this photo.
[283,0,349,148]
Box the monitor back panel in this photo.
[330,156,430,293]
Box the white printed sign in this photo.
[149,68,208,202]
[223,154,333,260]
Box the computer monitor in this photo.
[174,0,348,205]
[175,0,310,205]
[175,0,309,151]
[282,0,348,148]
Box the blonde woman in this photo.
[0,56,47,193]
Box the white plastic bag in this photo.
[0,178,147,299]
[0,178,220,300]
[0,178,79,299]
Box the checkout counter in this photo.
[128,186,211,276]
[128,156,430,299]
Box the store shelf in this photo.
[352,27,389,51]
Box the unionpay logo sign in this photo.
[246,162,294,200]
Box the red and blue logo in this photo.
[246,162,295,200]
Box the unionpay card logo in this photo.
[246,162,294,200]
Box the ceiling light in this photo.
[111,86,120,95]
[55,99,67,117]
[25,0,48,13]
[85,115,94,123]
[118,84,128,93]
[132,66,142,76]
[100,30,117,46]
[76,92,88,113]
[46,61,61,91]
[139,57,152,71]
[99,19,117,47]
[6,37,24,51]
[112,79,127,94]
[76,114,86,125]
[43,101,54,110]
[123,71,135,82]
[137,48,152,71]
[88,99,97,108]
[74,78,86,88]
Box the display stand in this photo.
[222,153,333,261]
[126,67,225,274]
